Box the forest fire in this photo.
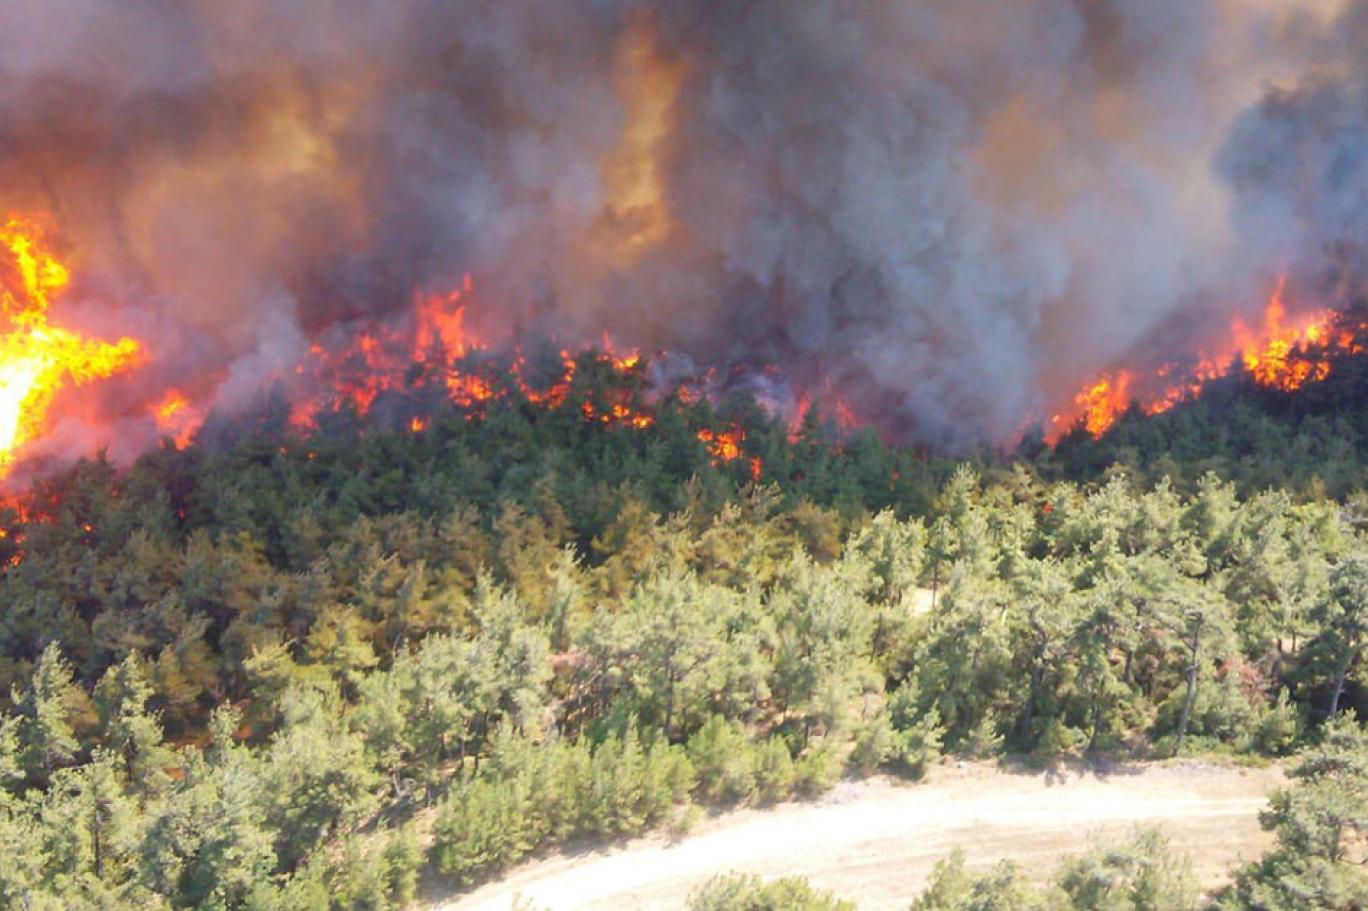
[788,389,861,443]
[697,426,743,461]
[0,213,680,481]
[1049,277,1362,442]
[151,390,199,449]
[3,206,1367,479]
[285,281,658,434]
[0,218,141,474]
[697,426,763,481]
[0,212,789,485]
[2,0,1367,465]
[1234,277,1337,393]
[1070,372,1135,439]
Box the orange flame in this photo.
[1233,275,1333,392]
[1076,370,1134,438]
[788,387,861,442]
[150,389,200,448]
[698,425,761,478]
[697,426,743,461]
[1051,276,1353,442]
[285,277,660,435]
[0,217,142,473]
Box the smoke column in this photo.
[0,0,1360,452]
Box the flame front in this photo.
[12,217,1356,472]
[0,217,141,473]
[1050,276,1356,442]
[289,284,658,434]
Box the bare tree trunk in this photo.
[1329,635,1357,717]
[1175,613,1203,756]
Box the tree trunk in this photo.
[1087,697,1104,753]
[1020,659,1043,739]
[92,809,104,879]
[1329,634,1357,717]
[1175,613,1203,756]
[663,669,676,742]
[1086,627,1113,754]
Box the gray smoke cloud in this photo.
[0,0,1357,452]
[1219,0,1368,303]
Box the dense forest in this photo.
[1,352,1366,909]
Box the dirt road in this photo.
[432,760,1282,911]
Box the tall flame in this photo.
[150,388,200,448]
[1234,275,1332,392]
[0,217,141,473]
[1071,370,1134,439]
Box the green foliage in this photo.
[433,728,692,885]
[884,683,944,778]
[13,643,88,785]
[752,736,798,803]
[0,364,1363,906]
[1217,719,1368,909]
[687,715,757,803]
[1253,688,1302,756]
[910,831,1198,910]
[381,825,422,906]
[1054,830,1199,910]
[259,687,380,871]
[792,744,843,797]
[93,653,173,794]
[433,770,533,885]
[689,873,856,911]
[910,851,1046,910]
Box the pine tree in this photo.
[93,653,174,794]
[14,643,87,784]
[1314,550,1368,718]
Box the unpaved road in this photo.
[432,760,1283,911]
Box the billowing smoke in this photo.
[1219,0,1368,303]
[0,0,1359,452]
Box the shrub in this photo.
[689,873,855,910]
[849,712,896,775]
[687,715,756,804]
[433,776,531,884]
[891,709,943,779]
[1253,688,1300,756]
[793,744,842,796]
[752,736,798,804]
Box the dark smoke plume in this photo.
[0,0,1358,451]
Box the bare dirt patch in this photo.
[430,759,1283,911]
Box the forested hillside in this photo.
[0,363,1366,908]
